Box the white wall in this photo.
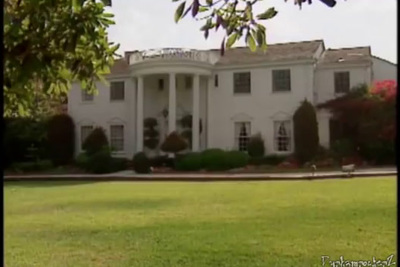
[314,65,372,148]
[208,64,315,154]
[315,65,372,104]
[68,74,208,158]
[68,77,136,158]
[372,57,397,82]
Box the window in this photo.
[214,74,219,87]
[274,121,291,152]
[272,69,291,92]
[235,122,251,152]
[110,125,124,151]
[82,90,93,102]
[110,81,125,101]
[233,72,251,94]
[81,126,93,149]
[185,76,192,89]
[158,79,164,90]
[334,71,350,93]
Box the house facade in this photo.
[67,40,397,158]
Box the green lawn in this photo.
[4,177,397,267]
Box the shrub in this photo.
[75,153,89,170]
[82,127,108,156]
[149,155,174,168]
[133,152,151,174]
[109,157,129,172]
[47,114,75,166]
[143,117,159,150]
[360,140,395,165]
[293,99,319,164]
[226,151,249,169]
[248,155,286,166]
[11,160,53,173]
[84,147,113,174]
[247,134,265,158]
[175,152,203,171]
[201,149,229,171]
[331,139,355,159]
[160,131,188,156]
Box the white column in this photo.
[136,76,144,152]
[206,75,213,149]
[168,73,176,134]
[192,74,200,151]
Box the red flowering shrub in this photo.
[318,80,396,165]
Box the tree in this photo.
[4,0,118,117]
[318,81,396,164]
[173,0,337,55]
[293,99,319,164]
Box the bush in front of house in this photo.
[149,155,175,168]
[11,160,53,173]
[247,134,265,158]
[75,153,89,170]
[84,146,114,174]
[76,147,128,174]
[248,154,286,166]
[201,149,229,171]
[143,118,159,150]
[47,114,75,166]
[82,127,108,156]
[226,151,249,169]
[293,99,319,164]
[175,152,203,171]
[133,152,151,174]
[160,131,188,156]
[331,138,355,160]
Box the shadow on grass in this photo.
[4,181,101,188]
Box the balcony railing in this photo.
[129,48,217,65]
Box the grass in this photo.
[4,177,397,267]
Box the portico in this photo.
[129,48,218,153]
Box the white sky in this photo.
[107,0,397,63]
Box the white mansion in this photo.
[68,39,397,158]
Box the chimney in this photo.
[124,51,138,65]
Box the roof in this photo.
[109,58,130,75]
[215,39,324,65]
[371,55,397,66]
[318,46,372,65]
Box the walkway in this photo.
[4,167,397,182]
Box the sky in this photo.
[106,0,397,63]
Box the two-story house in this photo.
[68,39,397,158]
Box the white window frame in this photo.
[234,122,251,152]
[233,72,251,94]
[80,125,94,150]
[110,124,125,152]
[272,69,291,92]
[110,81,125,101]
[273,120,292,153]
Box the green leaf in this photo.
[256,7,278,20]
[206,0,213,6]
[226,32,238,49]
[175,2,186,23]
[247,33,257,52]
